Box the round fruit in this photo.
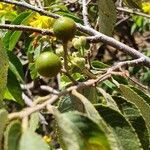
[72,36,87,50]
[35,52,61,78]
[72,57,86,69]
[53,17,76,42]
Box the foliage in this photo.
[0,0,149,150]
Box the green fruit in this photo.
[53,17,76,42]
[72,36,87,50]
[35,52,61,78]
[72,57,86,69]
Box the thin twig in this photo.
[0,0,60,18]
[82,0,91,27]
[85,33,150,67]
[22,93,48,124]
[117,7,150,18]
[40,86,59,95]
[0,24,54,35]
[8,71,121,120]
[63,42,69,72]
[107,57,145,72]
[22,116,28,132]
[128,76,150,91]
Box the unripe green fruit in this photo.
[35,52,61,78]
[53,17,76,42]
[72,38,81,50]
[79,36,87,47]
[72,36,88,50]
[72,57,86,69]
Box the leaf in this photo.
[4,120,22,150]
[0,39,9,102]
[71,91,121,150]
[123,0,142,9]
[97,105,142,150]
[113,96,149,150]
[29,112,40,132]
[112,75,128,85]
[3,12,32,51]
[119,84,150,134]
[102,80,116,92]
[82,86,99,104]
[19,130,50,150]
[97,0,116,36]
[0,109,8,150]
[4,70,24,105]
[98,88,119,111]
[91,60,109,70]
[29,63,38,80]
[130,86,150,105]
[7,51,24,82]
[72,90,103,125]
[54,110,110,150]
[58,95,84,113]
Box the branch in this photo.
[0,0,60,18]
[0,24,54,35]
[82,0,91,27]
[107,57,145,72]
[85,34,150,67]
[117,7,150,18]
[8,71,122,120]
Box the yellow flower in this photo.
[0,3,17,20]
[29,13,54,29]
[142,2,150,14]
[43,135,52,143]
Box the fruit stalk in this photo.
[63,42,69,72]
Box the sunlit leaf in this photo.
[4,120,21,150]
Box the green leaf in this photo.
[19,130,50,150]
[4,70,24,105]
[97,0,116,36]
[7,51,24,82]
[113,96,149,150]
[58,95,84,113]
[29,63,38,80]
[0,109,8,149]
[0,39,9,102]
[130,86,150,105]
[54,111,110,150]
[91,60,109,70]
[4,120,22,150]
[123,0,142,9]
[102,80,116,92]
[119,85,150,137]
[60,73,84,89]
[3,12,33,51]
[112,75,128,85]
[97,105,142,150]
[98,88,119,111]
[82,87,99,104]
[71,91,120,150]
[29,112,40,132]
